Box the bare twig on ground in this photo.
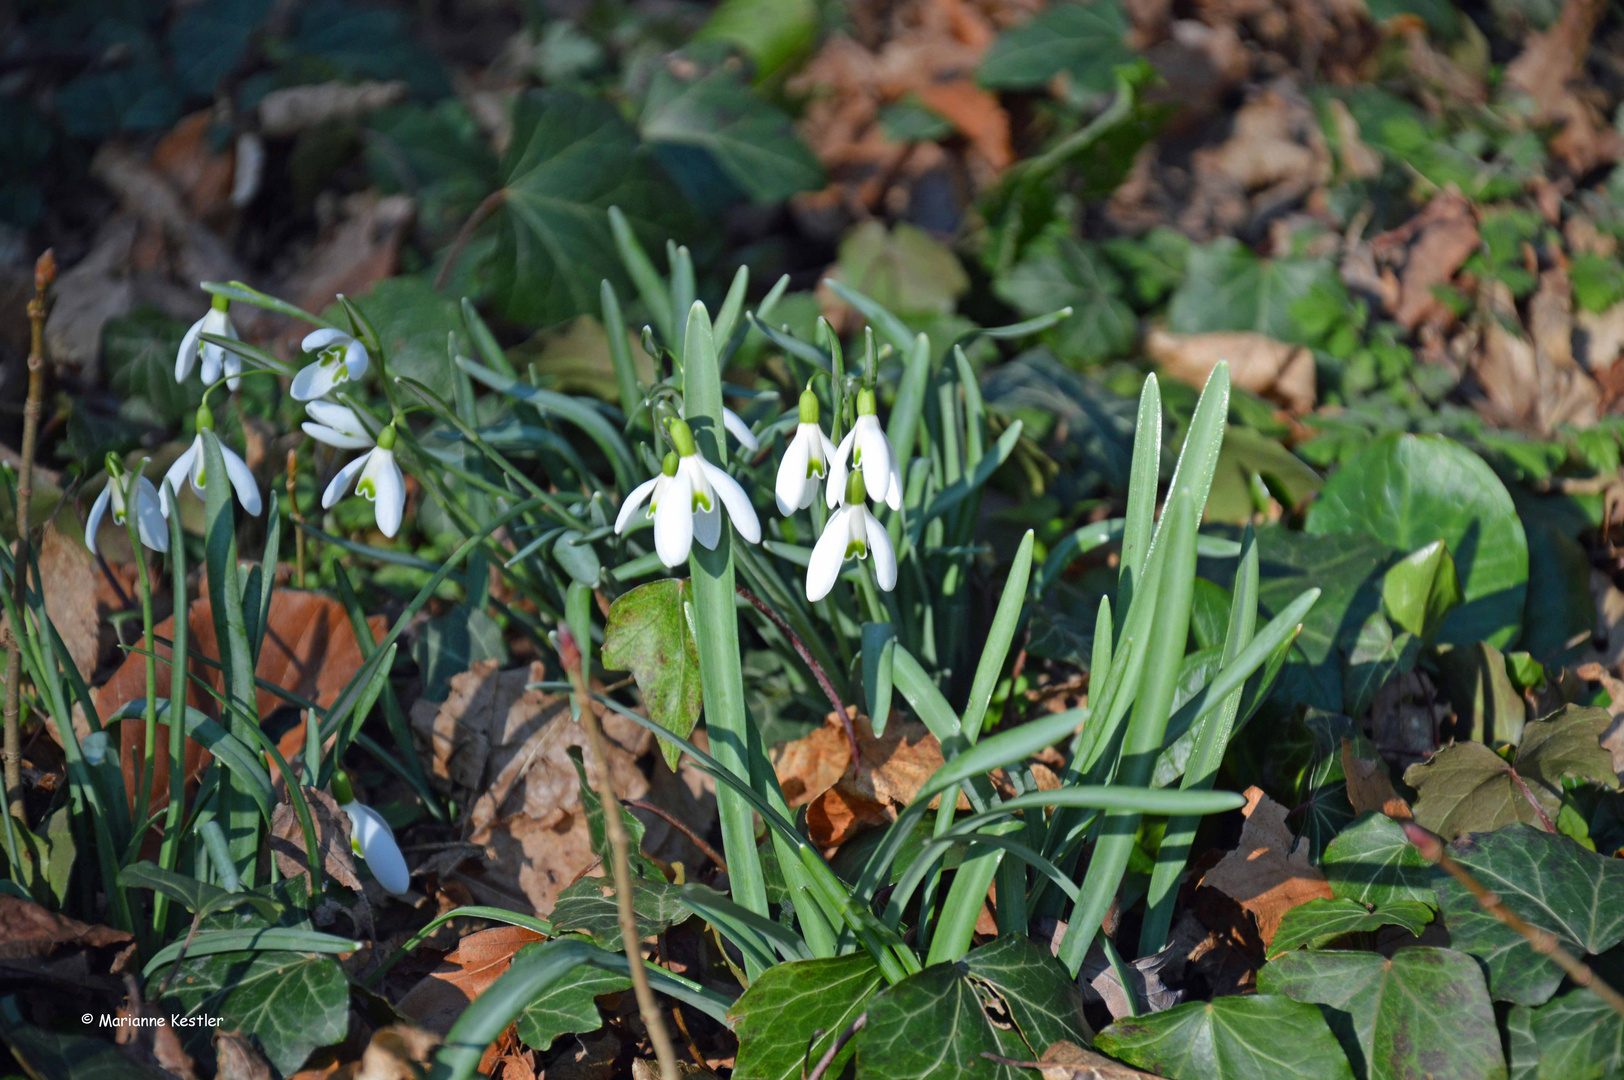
[737,585,860,766]
[557,625,679,1079]
[5,250,53,821]
[623,797,729,875]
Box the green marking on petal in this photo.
[692,491,712,512]
[358,478,377,500]
[844,540,868,560]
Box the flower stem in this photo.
[4,251,53,821]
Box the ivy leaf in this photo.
[978,0,1135,96]
[961,934,1093,1053]
[514,944,629,1053]
[566,746,663,879]
[730,953,885,1080]
[994,237,1136,363]
[601,579,703,771]
[331,276,463,400]
[1094,994,1354,1080]
[1381,540,1463,645]
[1434,824,1624,1005]
[1168,238,1343,344]
[549,876,689,952]
[170,0,271,97]
[1321,812,1436,908]
[1305,433,1528,650]
[1268,897,1431,957]
[1342,614,1419,719]
[1258,947,1502,1080]
[854,962,1027,1080]
[834,221,970,319]
[490,89,688,326]
[640,67,823,209]
[105,307,204,429]
[1404,707,1617,838]
[1507,986,1624,1080]
[153,950,349,1075]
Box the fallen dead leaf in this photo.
[1504,0,1623,174]
[1388,193,1479,332]
[1577,301,1624,374]
[151,111,238,227]
[1340,740,1411,818]
[270,787,364,894]
[97,590,387,825]
[396,924,547,1035]
[42,218,137,376]
[0,894,131,960]
[352,1024,439,1080]
[1013,1040,1169,1080]
[1146,327,1314,414]
[1198,786,1332,948]
[285,194,416,348]
[215,1029,274,1080]
[258,81,410,137]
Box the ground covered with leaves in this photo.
[4,0,1624,1078]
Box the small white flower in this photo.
[723,406,759,453]
[292,328,370,401]
[806,470,897,602]
[175,297,243,390]
[825,387,902,512]
[322,424,406,538]
[333,773,409,895]
[775,389,837,515]
[302,401,374,449]
[614,418,761,568]
[161,406,262,518]
[86,455,168,556]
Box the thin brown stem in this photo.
[558,626,679,1079]
[623,797,729,876]
[1505,767,1557,833]
[432,189,504,291]
[1404,821,1624,1017]
[287,449,305,589]
[805,1012,866,1080]
[736,585,859,765]
[4,251,53,821]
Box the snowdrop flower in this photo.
[614,417,760,568]
[826,387,902,512]
[807,469,897,602]
[775,388,837,515]
[333,771,409,895]
[175,294,243,389]
[301,400,374,449]
[322,423,406,538]
[291,328,370,401]
[161,404,262,518]
[723,407,759,453]
[86,454,168,556]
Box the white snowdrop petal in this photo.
[826,429,856,509]
[806,506,851,602]
[701,460,760,544]
[344,802,410,895]
[134,478,170,552]
[776,430,813,516]
[302,328,346,352]
[175,317,205,382]
[343,338,370,380]
[855,416,892,505]
[653,471,694,567]
[865,509,897,591]
[322,454,368,509]
[290,361,338,402]
[220,445,262,516]
[723,408,759,453]
[301,422,374,450]
[615,476,661,534]
[85,487,111,556]
[162,441,200,516]
[367,450,406,537]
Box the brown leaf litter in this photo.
[408,660,715,915]
[1503,0,1624,175]
[396,924,548,1034]
[1340,740,1412,819]
[1198,786,1332,948]
[1146,327,1315,414]
[1016,1039,1170,1080]
[270,786,365,894]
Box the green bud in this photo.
[856,386,877,416]
[661,451,680,477]
[845,468,866,505]
[668,417,698,457]
[376,424,397,451]
[331,769,355,805]
[210,293,230,314]
[104,451,125,479]
[798,389,821,424]
[196,403,215,431]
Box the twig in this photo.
[287,448,305,588]
[4,251,53,821]
[805,1012,866,1080]
[1505,768,1557,833]
[623,797,729,876]
[736,585,860,766]
[433,189,504,291]
[558,625,679,1080]
[1404,821,1624,1017]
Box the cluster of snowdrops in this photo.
[84,286,913,897]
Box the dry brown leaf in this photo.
[1025,1040,1169,1080]
[151,111,238,226]
[352,1024,439,1080]
[1577,302,1624,374]
[1340,739,1411,818]
[89,143,248,289]
[0,894,132,960]
[270,787,364,893]
[1504,0,1623,174]
[1199,786,1332,947]
[1146,327,1314,414]
[98,590,387,825]
[258,81,409,137]
[31,523,100,684]
[1390,193,1479,331]
[43,218,137,375]
[396,925,547,1034]
[215,1030,275,1080]
[408,661,680,914]
[286,194,416,348]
